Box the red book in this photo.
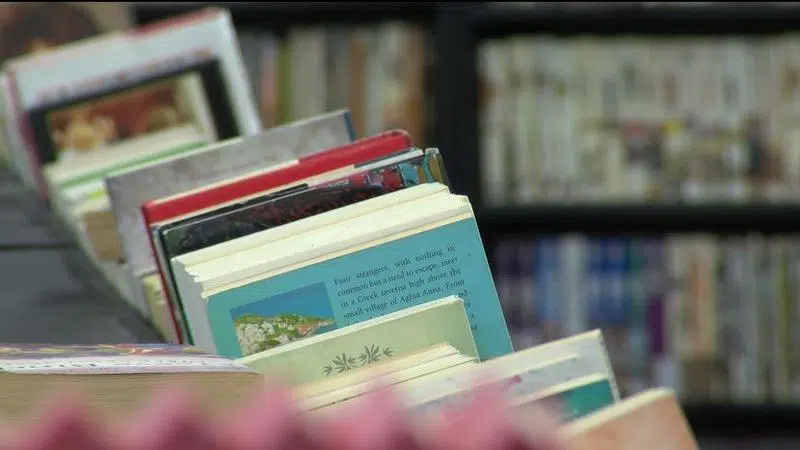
[142,129,412,343]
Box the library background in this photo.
[1,1,800,448]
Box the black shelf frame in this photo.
[128,2,800,437]
[478,203,800,236]
[472,3,800,38]
[134,2,435,29]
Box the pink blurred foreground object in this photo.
[1,384,565,450]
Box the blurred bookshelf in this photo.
[128,2,800,437]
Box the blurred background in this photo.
[4,1,800,447]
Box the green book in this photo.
[235,296,477,385]
[515,373,616,421]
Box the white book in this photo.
[10,8,260,138]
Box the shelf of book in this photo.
[133,2,435,28]
[476,204,800,237]
[471,3,800,38]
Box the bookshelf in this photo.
[126,1,800,438]
[462,2,800,441]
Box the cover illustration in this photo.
[160,148,447,343]
[161,148,447,257]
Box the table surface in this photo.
[0,169,160,344]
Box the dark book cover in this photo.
[158,148,448,344]
[161,148,448,258]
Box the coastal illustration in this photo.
[231,283,337,356]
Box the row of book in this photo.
[0,4,699,446]
[478,35,800,205]
[0,357,696,450]
[495,234,800,403]
[236,23,430,142]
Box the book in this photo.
[7,7,261,198]
[141,273,179,343]
[28,50,228,166]
[140,129,409,224]
[172,183,513,360]
[512,373,616,421]
[0,343,263,425]
[297,343,465,400]
[104,109,354,285]
[142,131,413,307]
[302,350,476,412]
[564,388,699,450]
[152,143,443,345]
[236,296,478,385]
[171,183,449,350]
[0,2,132,190]
[354,330,618,414]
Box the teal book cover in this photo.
[547,378,615,421]
[206,216,512,360]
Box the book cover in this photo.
[206,214,512,360]
[162,148,447,259]
[11,8,259,136]
[0,343,255,374]
[7,8,260,198]
[158,148,446,344]
[515,375,616,422]
[105,109,354,285]
[145,131,412,344]
[236,296,477,385]
[27,52,234,165]
[140,129,407,224]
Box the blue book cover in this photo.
[205,216,512,360]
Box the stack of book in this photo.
[0,378,697,450]
[0,5,698,446]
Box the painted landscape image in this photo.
[231,283,337,356]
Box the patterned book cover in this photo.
[157,148,447,344]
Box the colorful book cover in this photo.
[27,54,232,165]
[206,215,512,361]
[157,148,447,344]
[236,296,477,385]
[0,343,255,374]
[161,148,447,257]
